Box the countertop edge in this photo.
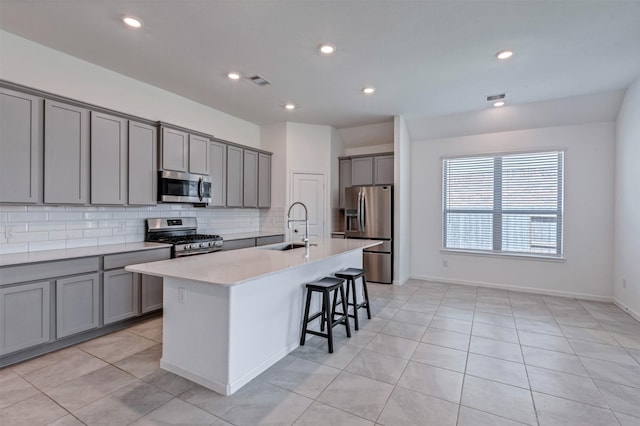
[126,239,381,287]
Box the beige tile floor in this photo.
[1,279,640,425]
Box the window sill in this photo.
[440,249,566,263]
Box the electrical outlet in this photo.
[5,226,16,238]
[622,279,627,289]
[442,260,448,267]
[178,287,186,304]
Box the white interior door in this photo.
[291,173,325,241]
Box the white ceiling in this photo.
[1,0,639,130]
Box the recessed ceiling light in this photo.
[319,44,335,55]
[363,87,376,94]
[227,72,241,80]
[496,50,513,60]
[493,101,505,107]
[123,16,142,29]
[285,103,296,110]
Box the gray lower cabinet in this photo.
[374,155,394,185]
[0,281,50,355]
[128,121,157,205]
[103,269,140,325]
[161,127,189,172]
[56,273,99,338]
[351,157,374,186]
[243,149,258,208]
[90,112,127,205]
[44,99,90,204]
[339,159,352,208]
[258,153,271,208]
[189,134,210,175]
[140,274,163,314]
[226,145,244,207]
[0,88,42,204]
[209,140,227,207]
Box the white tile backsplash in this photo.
[0,204,276,253]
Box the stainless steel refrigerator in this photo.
[345,185,393,284]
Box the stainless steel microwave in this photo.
[158,170,212,204]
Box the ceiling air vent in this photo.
[486,93,506,102]
[249,75,271,86]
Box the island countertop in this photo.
[126,238,380,286]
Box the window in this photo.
[442,150,564,257]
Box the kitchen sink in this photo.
[263,242,317,251]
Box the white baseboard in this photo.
[227,341,298,394]
[161,359,228,395]
[613,298,640,321]
[392,276,410,286]
[411,274,613,302]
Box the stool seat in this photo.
[300,276,351,353]
[334,267,371,330]
[335,268,365,279]
[306,277,344,290]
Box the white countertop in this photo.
[0,242,171,267]
[126,238,380,287]
[220,231,285,241]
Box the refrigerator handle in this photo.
[357,190,362,232]
[361,190,366,231]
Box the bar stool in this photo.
[334,267,371,330]
[300,277,351,353]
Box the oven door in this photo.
[158,170,212,204]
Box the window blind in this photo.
[443,151,564,257]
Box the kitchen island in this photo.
[126,238,380,395]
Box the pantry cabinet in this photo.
[0,88,42,204]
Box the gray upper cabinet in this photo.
[103,269,140,325]
[128,121,157,205]
[226,145,244,207]
[90,112,127,205]
[189,134,210,175]
[243,149,258,208]
[258,153,271,208]
[0,88,42,204]
[0,281,50,355]
[339,159,352,208]
[44,99,89,204]
[209,140,227,207]
[161,127,188,172]
[374,155,394,185]
[351,157,373,186]
[56,273,99,338]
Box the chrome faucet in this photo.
[287,201,310,247]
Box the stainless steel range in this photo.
[145,217,223,258]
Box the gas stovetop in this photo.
[145,218,224,257]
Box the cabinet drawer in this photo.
[0,257,99,286]
[256,235,284,246]
[104,248,171,270]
